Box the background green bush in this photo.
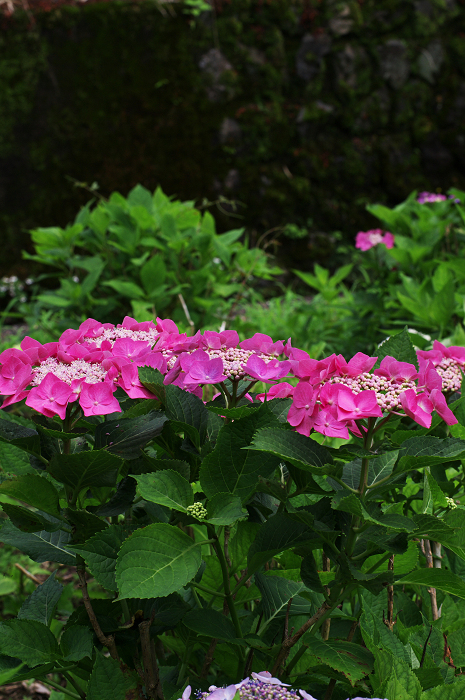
[2,0,465,274]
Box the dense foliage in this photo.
[2,0,465,273]
[1,314,465,700]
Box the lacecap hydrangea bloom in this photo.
[178,671,387,700]
[0,317,290,418]
[417,340,465,394]
[283,346,457,439]
[355,229,394,251]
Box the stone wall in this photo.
[1,0,465,273]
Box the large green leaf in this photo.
[48,449,122,492]
[0,442,34,476]
[163,383,209,449]
[0,417,40,457]
[60,625,93,662]
[87,652,136,700]
[0,620,59,666]
[183,609,237,642]
[134,470,194,512]
[71,524,136,591]
[1,503,61,533]
[205,493,247,526]
[255,573,305,621]
[0,474,61,518]
[247,515,315,575]
[374,649,422,700]
[115,523,202,599]
[300,637,373,685]
[18,572,62,626]
[249,428,333,474]
[200,406,282,503]
[422,678,465,700]
[396,568,465,599]
[0,520,76,565]
[94,411,168,460]
[374,327,418,369]
[396,437,465,473]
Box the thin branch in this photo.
[139,620,164,700]
[200,637,218,678]
[421,540,439,620]
[15,563,41,585]
[383,555,396,631]
[77,568,119,660]
[178,293,195,333]
[271,601,332,675]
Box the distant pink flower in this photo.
[245,355,291,383]
[26,373,73,419]
[417,191,447,203]
[355,229,394,251]
[79,382,121,416]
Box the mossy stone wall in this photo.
[1,0,465,273]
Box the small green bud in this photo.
[446,496,457,510]
[187,503,208,520]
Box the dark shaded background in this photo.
[1,0,465,274]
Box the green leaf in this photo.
[0,475,61,519]
[0,417,40,457]
[87,652,136,700]
[0,520,76,565]
[0,619,59,666]
[207,404,262,419]
[134,470,194,512]
[134,455,190,481]
[60,625,93,661]
[0,442,34,476]
[255,573,305,621]
[0,575,16,595]
[138,366,166,402]
[374,327,418,369]
[64,509,108,544]
[249,428,333,474]
[165,384,209,448]
[183,609,237,641]
[247,515,315,575]
[94,411,168,460]
[200,406,282,503]
[141,255,167,294]
[102,279,145,299]
[0,661,25,685]
[95,476,137,517]
[422,678,465,700]
[48,449,122,492]
[205,493,247,526]
[70,524,136,591]
[1,503,62,533]
[396,568,465,599]
[300,637,373,685]
[375,649,422,700]
[18,572,62,626]
[397,436,465,473]
[115,523,202,599]
[300,554,326,594]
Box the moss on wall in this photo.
[1,0,465,274]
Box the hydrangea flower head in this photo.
[417,191,447,203]
[355,229,394,251]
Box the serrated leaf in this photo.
[200,405,281,503]
[138,366,166,402]
[134,470,194,512]
[255,573,305,621]
[247,515,315,575]
[95,476,137,517]
[70,524,136,591]
[422,678,465,699]
[165,384,209,446]
[18,572,62,626]
[207,404,262,419]
[301,637,373,685]
[0,475,61,518]
[376,649,422,700]
[48,449,122,492]
[0,417,40,456]
[0,619,59,666]
[94,411,168,459]
[0,520,75,565]
[116,523,202,599]
[375,328,418,369]
[1,503,61,533]
[205,493,247,525]
[87,652,136,700]
[397,436,465,474]
[183,609,237,641]
[397,568,465,599]
[249,428,333,474]
[300,553,325,594]
[0,442,34,476]
[60,625,93,661]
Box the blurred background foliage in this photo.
[1,0,465,276]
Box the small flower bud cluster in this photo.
[327,372,416,412]
[446,496,457,510]
[187,503,208,520]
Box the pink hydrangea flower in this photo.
[79,382,121,416]
[355,229,395,251]
[26,373,73,420]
